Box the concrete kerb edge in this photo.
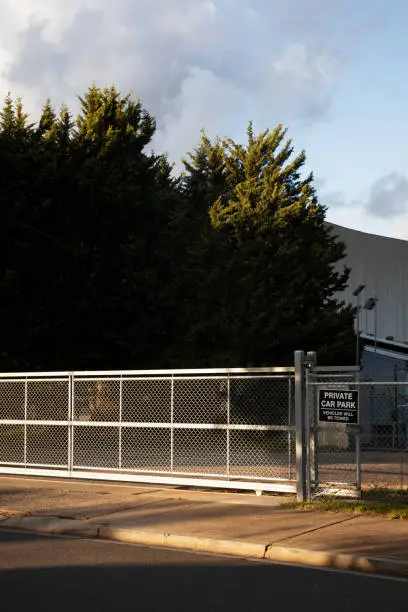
[265,545,408,580]
[99,526,267,559]
[0,515,99,538]
[1,515,408,580]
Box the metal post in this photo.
[305,369,313,501]
[374,298,378,352]
[356,370,362,497]
[356,430,361,496]
[170,374,174,472]
[227,375,230,478]
[68,375,74,473]
[356,294,360,366]
[24,377,28,468]
[288,377,292,481]
[353,285,365,365]
[295,350,307,502]
[119,376,122,469]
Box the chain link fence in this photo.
[306,368,360,498]
[0,369,296,493]
[358,380,408,495]
[307,369,408,498]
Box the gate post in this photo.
[294,350,307,502]
[68,373,74,474]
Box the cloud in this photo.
[0,0,379,164]
[321,190,349,209]
[366,172,408,218]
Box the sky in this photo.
[1,0,408,239]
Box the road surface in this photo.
[0,529,406,611]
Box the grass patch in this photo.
[281,498,408,520]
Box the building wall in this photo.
[328,223,408,344]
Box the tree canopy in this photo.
[0,86,355,371]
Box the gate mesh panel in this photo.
[122,379,171,422]
[122,427,171,470]
[173,429,227,474]
[229,430,294,479]
[26,424,68,466]
[0,381,25,419]
[27,380,69,421]
[0,424,24,463]
[174,379,226,424]
[359,382,408,492]
[73,426,119,468]
[73,380,120,422]
[230,378,291,425]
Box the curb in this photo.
[1,515,99,538]
[265,545,408,580]
[1,515,408,580]
[99,526,267,559]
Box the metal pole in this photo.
[24,377,28,469]
[374,299,378,352]
[68,375,71,473]
[356,294,360,366]
[295,350,306,502]
[305,369,315,501]
[170,375,174,472]
[69,375,74,473]
[119,376,122,470]
[356,430,361,496]
[227,375,230,478]
[288,377,292,481]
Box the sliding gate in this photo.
[0,368,296,493]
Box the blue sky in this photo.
[0,0,407,238]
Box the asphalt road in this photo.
[0,529,407,612]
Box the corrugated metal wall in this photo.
[328,223,408,344]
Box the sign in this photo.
[318,389,359,424]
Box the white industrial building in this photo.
[327,223,408,451]
[330,223,408,345]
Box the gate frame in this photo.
[0,366,297,495]
[305,363,362,500]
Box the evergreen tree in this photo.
[0,87,355,371]
[0,86,175,371]
[182,124,355,365]
[0,92,15,133]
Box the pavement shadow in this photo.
[1,558,407,612]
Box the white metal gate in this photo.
[0,367,296,494]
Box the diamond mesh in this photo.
[359,383,408,490]
[173,429,227,474]
[26,425,68,466]
[230,430,295,479]
[230,377,292,426]
[73,380,120,422]
[0,424,24,463]
[0,381,25,420]
[27,381,69,421]
[122,379,171,422]
[73,426,119,468]
[173,379,228,424]
[122,427,171,470]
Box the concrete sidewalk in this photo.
[1,475,408,579]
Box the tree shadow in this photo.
[0,537,407,612]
